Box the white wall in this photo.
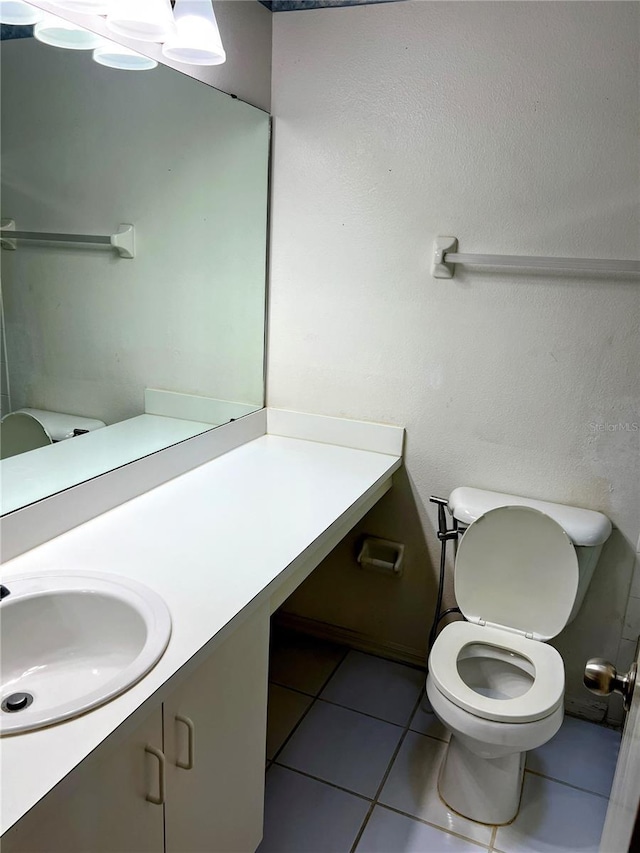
[2,38,269,426]
[268,1,640,720]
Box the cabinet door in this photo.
[2,709,165,853]
[164,603,270,853]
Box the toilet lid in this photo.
[0,412,52,460]
[455,506,579,641]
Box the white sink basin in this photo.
[0,572,171,735]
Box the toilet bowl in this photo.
[427,494,611,825]
[427,672,563,825]
[426,620,565,824]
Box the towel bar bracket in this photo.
[0,219,16,251]
[431,235,458,278]
[110,224,135,259]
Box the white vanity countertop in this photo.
[0,433,401,835]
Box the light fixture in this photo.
[34,12,104,48]
[106,0,175,43]
[162,0,225,66]
[93,41,157,71]
[48,1,111,13]
[0,0,44,25]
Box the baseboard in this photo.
[274,611,426,670]
[563,694,608,724]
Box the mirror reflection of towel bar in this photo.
[0,220,135,259]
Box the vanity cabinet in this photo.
[163,603,269,853]
[1,709,165,853]
[2,604,270,853]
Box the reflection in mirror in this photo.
[0,26,270,515]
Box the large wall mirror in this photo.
[0,26,270,515]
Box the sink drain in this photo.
[2,692,34,713]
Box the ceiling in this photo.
[259,0,401,11]
[1,24,32,39]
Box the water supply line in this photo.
[427,496,462,663]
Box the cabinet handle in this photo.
[175,715,195,770]
[145,745,166,805]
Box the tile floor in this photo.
[260,630,621,853]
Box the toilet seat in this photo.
[429,621,564,723]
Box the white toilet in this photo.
[426,487,611,825]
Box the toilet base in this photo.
[438,735,525,825]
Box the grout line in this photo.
[315,696,405,728]
[269,678,448,739]
[271,762,373,804]
[267,639,349,764]
[269,678,317,699]
[269,678,425,730]
[375,691,425,799]
[317,644,352,691]
[338,645,427,673]
[349,690,425,853]
[523,767,611,801]
[268,643,348,699]
[406,724,450,743]
[349,800,376,852]
[270,679,446,732]
[368,803,492,850]
[268,693,317,764]
[488,824,498,851]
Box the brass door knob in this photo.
[584,658,637,711]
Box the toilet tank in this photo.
[448,487,612,625]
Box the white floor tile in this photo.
[259,765,370,853]
[270,630,347,696]
[494,773,608,853]
[356,806,487,853]
[526,715,620,796]
[409,695,450,741]
[267,684,314,760]
[320,651,425,725]
[379,731,493,846]
[277,699,404,798]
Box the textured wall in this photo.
[268,1,640,721]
